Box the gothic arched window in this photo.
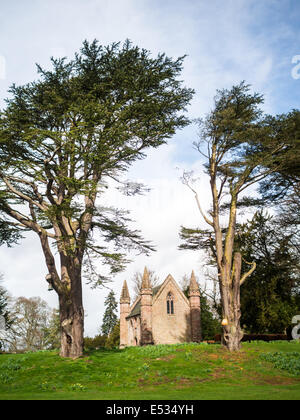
[167,292,174,315]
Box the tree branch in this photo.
[181,171,214,227]
[240,259,256,285]
[1,203,56,239]
[2,176,47,212]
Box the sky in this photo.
[0,0,299,335]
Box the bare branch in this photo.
[218,176,228,200]
[240,259,256,286]
[181,171,214,227]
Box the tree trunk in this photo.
[221,252,244,351]
[38,219,87,358]
[58,268,84,358]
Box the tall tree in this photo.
[0,40,193,357]
[101,290,118,336]
[43,308,61,350]
[181,82,291,351]
[4,296,55,352]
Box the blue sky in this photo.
[1,0,299,111]
[0,0,299,335]
[1,0,299,161]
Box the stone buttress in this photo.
[189,271,201,342]
[140,267,153,345]
[119,280,130,348]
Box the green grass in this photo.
[0,341,300,400]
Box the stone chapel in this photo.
[119,267,201,347]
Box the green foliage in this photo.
[0,280,13,350]
[0,358,23,385]
[1,359,22,371]
[238,211,300,334]
[0,286,10,326]
[180,209,300,336]
[179,83,299,350]
[179,82,298,258]
[182,285,220,340]
[0,342,300,400]
[276,190,300,283]
[101,290,118,336]
[0,373,14,384]
[260,351,300,376]
[84,334,107,351]
[0,220,24,247]
[197,82,276,183]
[105,320,120,349]
[127,342,198,359]
[259,110,300,203]
[179,227,214,253]
[200,295,221,340]
[0,39,194,287]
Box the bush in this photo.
[260,351,300,376]
[84,334,107,351]
[105,321,120,349]
[1,359,22,371]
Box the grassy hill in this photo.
[0,341,300,400]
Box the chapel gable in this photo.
[119,268,201,348]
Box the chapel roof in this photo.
[127,298,141,319]
[126,284,162,319]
